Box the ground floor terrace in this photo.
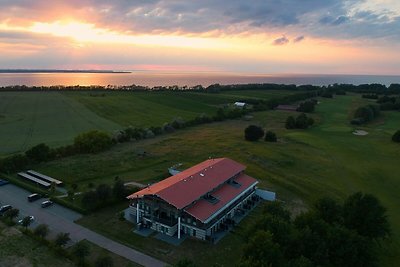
[127,190,261,243]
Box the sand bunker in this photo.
[353,130,369,136]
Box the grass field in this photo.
[30,93,400,266]
[0,221,141,267]
[0,222,74,267]
[65,90,300,127]
[0,91,120,155]
[0,90,300,156]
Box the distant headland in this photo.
[0,69,131,74]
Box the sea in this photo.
[0,72,399,87]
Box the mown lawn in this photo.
[33,94,400,266]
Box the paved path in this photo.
[124,181,146,188]
[0,183,166,267]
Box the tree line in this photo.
[2,82,399,96]
[80,178,137,211]
[240,192,390,267]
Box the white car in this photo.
[18,215,35,225]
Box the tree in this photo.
[354,106,374,123]
[326,225,375,267]
[343,192,390,240]
[265,131,277,142]
[25,143,52,162]
[54,232,71,247]
[262,201,291,222]
[295,113,310,129]
[96,184,112,202]
[34,224,49,238]
[3,208,19,221]
[113,179,127,200]
[95,256,114,267]
[240,230,283,267]
[392,130,400,142]
[285,116,296,129]
[297,100,316,113]
[314,197,342,224]
[73,241,90,265]
[74,130,112,153]
[21,216,33,229]
[244,125,264,141]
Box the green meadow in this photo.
[65,90,299,126]
[28,93,400,266]
[0,91,120,155]
[0,90,298,155]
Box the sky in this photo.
[0,0,399,75]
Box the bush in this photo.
[392,130,400,142]
[353,105,380,124]
[285,116,296,129]
[34,224,50,238]
[296,100,316,113]
[244,125,264,141]
[73,241,90,264]
[0,154,29,173]
[54,232,71,247]
[265,131,277,142]
[25,143,53,163]
[74,130,113,153]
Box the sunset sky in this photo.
[0,0,399,74]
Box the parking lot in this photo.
[0,183,82,238]
[0,183,166,267]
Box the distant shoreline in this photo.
[0,69,131,74]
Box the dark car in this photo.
[41,200,53,208]
[27,193,41,202]
[0,179,9,186]
[0,205,12,215]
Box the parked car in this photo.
[18,215,35,225]
[0,205,12,215]
[41,200,53,208]
[27,193,41,202]
[0,179,9,186]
